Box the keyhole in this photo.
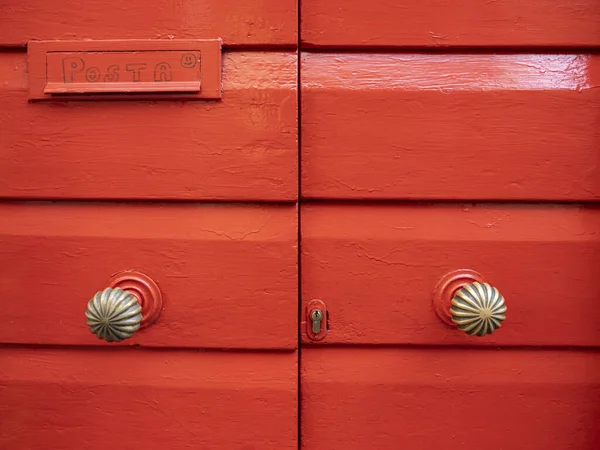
[310,309,324,334]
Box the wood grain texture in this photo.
[0,51,297,201]
[302,53,600,201]
[302,348,600,450]
[0,347,297,449]
[0,202,297,349]
[301,204,600,346]
[0,0,297,47]
[301,0,600,48]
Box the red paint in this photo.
[302,203,600,346]
[29,40,221,100]
[0,0,297,47]
[0,51,297,201]
[433,269,484,326]
[2,0,600,446]
[302,53,600,201]
[0,347,298,449]
[107,270,163,329]
[302,348,600,450]
[301,0,600,48]
[0,202,297,349]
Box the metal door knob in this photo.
[85,287,143,342]
[434,270,507,337]
[85,271,163,343]
[450,282,506,336]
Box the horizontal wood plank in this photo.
[302,53,600,201]
[301,203,600,346]
[0,202,297,349]
[0,51,297,201]
[0,347,297,449]
[302,0,600,48]
[302,347,600,450]
[0,0,297,47]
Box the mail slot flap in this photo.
[0,0,296,47]
[45,51,202,94]
[302,348,600,450]
[302,0,600,47]
[0,348,298,449]
[0,202,298,349]
[301,204,600,347]
[302,53,600,201]
[0,50,297,201]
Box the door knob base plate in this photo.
[433,269,484,326]
[108,270,163,329]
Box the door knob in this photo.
[434,270,507,337]
[86,288,142,342]
[85,270,163,342]
[450,282,506,336]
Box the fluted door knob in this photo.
[450,282,506,336]
[85,270,163,343]
[85,287,142,342]
[434,269,507,337]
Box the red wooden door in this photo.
[300,2,600,449]
[2,0,600,447]
[0,2,298,448]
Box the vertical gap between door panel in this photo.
[297,2,302,449]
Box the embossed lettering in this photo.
[103,64,120,82]
[154,62,172,82]
[85,67,101,82]
[62,57,85,83]
[126,63,147,82]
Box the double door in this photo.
[1,1,599,448]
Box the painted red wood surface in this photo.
[301,204,600,346]
[0,202,297,349]
[0,0,296,47]
[0,347,297,449]
[302,348,600,450]
[302,53,600,201]
[0,51,297,201]
[301,0,600,48]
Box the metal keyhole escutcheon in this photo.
[310,309,324,334]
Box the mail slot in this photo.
[45,51,202,94]
[29,40,222,101]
